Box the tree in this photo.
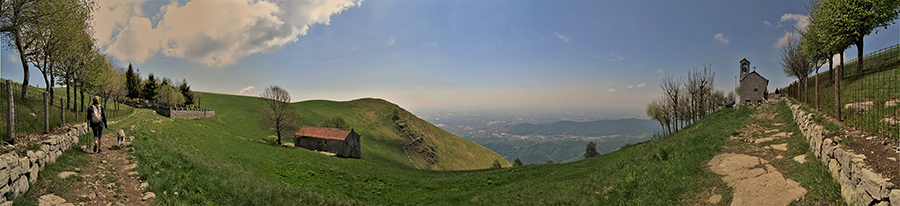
[1,0,44,100]
[259,86,300,145]
[93,54,125,108]
[661,76,682,131]
[646,98,668,136]
[780,33,815,104]
[545,160,554,164]
[142,73,158,101]
[157,85,184,107]
[177,79,195,106]
[819,0,899,76]
[513,158,523,167]
[584,141,599,159]
[125,64,141,98]
[318,116,350,130]
[799,0,831,111]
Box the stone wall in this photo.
[787,101,899,206]
[154,108,214,119]
[0,123,86,203]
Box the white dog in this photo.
[117,129,126,147]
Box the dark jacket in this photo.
[87,104,108,128]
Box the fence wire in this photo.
[787,44,900,138]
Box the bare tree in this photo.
[259,86,300,145]
[661,76,682,131]
[780,33,815,103]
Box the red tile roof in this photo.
[295,126,352,141]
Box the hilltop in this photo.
[198,92,510,170]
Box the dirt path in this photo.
[706,101,808,206]
[38,110,154,206]
[62,132,149,206]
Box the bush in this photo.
[319,116,350,130]
[513,158,523,167]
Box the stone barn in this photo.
[739,58,769,104]
[293,126,361,158]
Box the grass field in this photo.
[121,91,756,205]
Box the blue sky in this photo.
[2,0,898,118]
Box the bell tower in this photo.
[739,58,750,80]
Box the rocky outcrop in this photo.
[788,101,898,206]
[0,123,87,204]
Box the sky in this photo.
[2,0,899,119]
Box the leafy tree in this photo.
[1,0,45,100]
[143,73,158,101]
[513,158,523,167]
[93,55,125,108]
[584,142,599,159]
[545,160,554,164]
[125,64,141,98]
[157,85,184,107]
[318,116,350,130]
[178,79,195,105]
[259,86,301,145]
[819,0,899,76]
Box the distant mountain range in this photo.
[505,118,661,137]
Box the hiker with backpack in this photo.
[87,96,108,153]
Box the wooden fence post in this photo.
[44,92,49,133]
[6,80,14,143]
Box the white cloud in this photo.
[389,36,396,45]
[713,33,729,44]
[778,13,809,30]
[763,20,772,26]
[637,83,645,88]
[606,88,616,92]
[609,52,625,61]
[627,85,633,89]
[93,0,362,67]
[554,32,569,42]
[7,53,18,63]
[774,31,795,48]
[239,86,255,94]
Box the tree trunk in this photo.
[856,40,864,77]
[48,65,55,106]
[81,91,85,122]
[7,80,15,143]
[835,52,843,122]
[66,80,71,111]
[15,33,29,101]
[815,67,819,111]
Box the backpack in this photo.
[91,105,103,124]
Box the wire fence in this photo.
[786,44,900,138]
[2,81,136,140]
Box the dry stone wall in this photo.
[153,108,214,119]
[0,123,86,203]
[787,101,899,206]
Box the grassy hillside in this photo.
[196,92,509,170]
[126,91,755,204]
